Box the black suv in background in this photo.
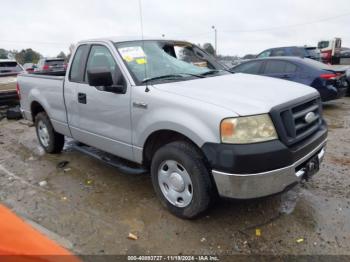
[35,58,66,73]
[257,46,321,61]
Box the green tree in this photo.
[57,51,67,60]
[0,49,8,59]
[66,44,75,62]
[15,49,42,64]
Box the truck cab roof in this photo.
[78,36,187,44]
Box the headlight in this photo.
[220,114,278,144]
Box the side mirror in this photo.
[87,67,126,94]
[87,67,113,87]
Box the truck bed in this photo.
[18,73,67,132]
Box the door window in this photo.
[271,49,286,56]
[284,62,297,73]
[318,41,329,49]
[257,50,271,58]
[85,45,125,86]
[69,45,89,82]
[335,39,341,48]
[264,61,297,74]
[291,48,304,57]
[233,61,263,74]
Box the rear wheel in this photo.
[35,112,64,153]
[151,141,213,219]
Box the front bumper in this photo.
[202,121,327,199]
[211,139,326,199]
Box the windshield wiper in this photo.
[199,69,223,76]
[141,73,204,83]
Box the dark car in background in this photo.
[340,48,350,66]
[257,46,321,61]
[0,60,24,104]
[35,58,66,73]
[230,57,348,102]
[341,49,350,57]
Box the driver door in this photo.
[72,44,133,161]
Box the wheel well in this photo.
[31,101,45,121]
[143,130,203,168]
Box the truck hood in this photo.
[153,73,318,116]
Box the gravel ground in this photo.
[0,98,349,257]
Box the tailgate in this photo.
[0,76,17,92]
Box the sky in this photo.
[1,0,349,57]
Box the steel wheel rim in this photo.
[37,120,50,147]
[158,160,193,208]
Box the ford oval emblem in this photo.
[304,112,316,123]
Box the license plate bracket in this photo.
[302,155,320,181]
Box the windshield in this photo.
[114,40,219,84]
[318,41,329,49]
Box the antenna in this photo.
[138,0,148,85]
[138,0,144,41]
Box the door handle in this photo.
[281,74,291,79]
[78,93,87,104]
[133,102,148,109]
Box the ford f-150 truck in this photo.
[18,37,328,218]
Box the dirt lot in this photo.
[0,98,350,257]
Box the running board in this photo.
[67,140,147,175]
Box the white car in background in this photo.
[0,59,24,103]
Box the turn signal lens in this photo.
[220,120,235,138]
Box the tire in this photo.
[35,112,64,154]
[151,141,214,219]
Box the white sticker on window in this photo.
[118,46,146,62]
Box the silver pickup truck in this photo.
[18,37,328,218]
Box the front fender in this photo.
[134,107,221,149]
[130,85,237,164]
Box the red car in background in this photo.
[22,63,37,73]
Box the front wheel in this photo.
[35,112,64,154]
[151,141,214,219]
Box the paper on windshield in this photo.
[118,46,146,62]
[136,58,147,64]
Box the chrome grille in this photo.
[271,96,322,146]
